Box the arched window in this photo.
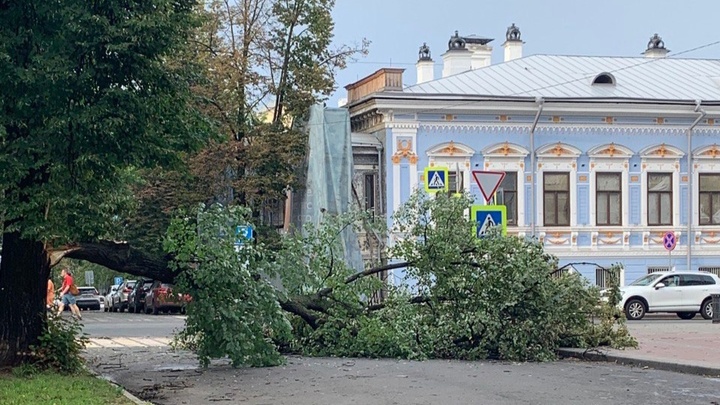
[592,72,616,85]
[426,141,475,194]
[536,142,581,227]
[588,143,633,227]
[482,142,530,226]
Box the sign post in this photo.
[472,171,506,203]
[424,167,450,193]
[85,271,94,287]
[471,205,507,238]
[662,231,677,270]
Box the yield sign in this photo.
[472,171,506,203]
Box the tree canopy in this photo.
[0,0,210,367]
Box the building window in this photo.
[596,172,622,226]
[496,172,517,226]
[364,174,376,212]
[647,173,672,226]
[543,172,570,226]
[699,174,720,225]
[448,170,464,195]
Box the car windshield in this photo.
[78,288,96,295]
[630,273,663,286]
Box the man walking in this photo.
[56,268,82,321]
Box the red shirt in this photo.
[61,274,73,293]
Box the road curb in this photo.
[558,347,720,378]
[84,365,151,405]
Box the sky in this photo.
[328,0,720,106]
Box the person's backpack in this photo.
[69,284,80,296]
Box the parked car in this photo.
[76,287,102,311]
[128,279,155,313]
[110,280,137,312]
[144,282,190,315]
[104,285,119,312]
[617,271,720,320]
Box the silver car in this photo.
[104,285,119,312]
[110,280,137,312]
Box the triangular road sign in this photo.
[472,171,506,203]
[429,171,445,188]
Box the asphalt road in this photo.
[80,310,186,338]
[81,311,720,404]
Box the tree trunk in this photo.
[60,241,175,283]
[0,231,50,367]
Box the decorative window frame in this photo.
[693,144,720,228]
[391,126,419,212]
[426,141,475,192]
[639,143,683,227]
[482,142,529,226]
[536,142,581,227]
[588,143,633,228]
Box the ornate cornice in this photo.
[416,122,720,135]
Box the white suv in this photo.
[619,271,720,320]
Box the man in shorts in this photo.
[57,268,82,321]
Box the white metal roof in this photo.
[403,55,720,101]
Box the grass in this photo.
[0,369,136,405]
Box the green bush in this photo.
[28,315,88,374]
[282,191,635,362]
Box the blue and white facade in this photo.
[345,29,720,286]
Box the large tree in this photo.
[0,0,208,366]
[178,0,368,214]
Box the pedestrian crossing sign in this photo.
[471,205,507,238]
[424,167,449,193]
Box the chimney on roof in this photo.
[416,42,434,84]
[502,23,523,62]
[465,35,494,69]
[442,31,472,78]
[643,33,669,58]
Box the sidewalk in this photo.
[559,316,720,377]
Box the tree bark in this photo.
[55,240,401,331]
[60,241,175,283]
[0,231,50,367]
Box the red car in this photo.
[144,281,190,315]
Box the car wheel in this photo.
[152,305,159,315]
[119,305,125,313]
[624,299,646,320]
[128,304,135,313]
[104,306,108,312]
[701,298,713,320]
[677,312,696,320]
[180,307,186,315]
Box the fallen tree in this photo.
[56,194,635,367]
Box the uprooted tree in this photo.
[64,192,634,367]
